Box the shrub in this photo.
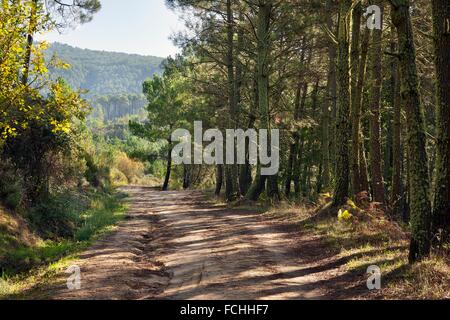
[0,164,23,210]
[115,152,144,184]
[28,193,86,239]
[109,167,128,186]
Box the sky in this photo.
[40,0,185,58]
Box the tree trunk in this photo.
[390,0,432,263]
[225,0,238,202]
[384,42,395,196]
[350,2,362,194]
[294,138,304,195]
[323,0,337,190]
[183,165,191,189]
[391,43,404,218]
[267,175,280,201]
[246,167,267,201]
[215,164,224,196]
[236,12,252,196]
[162,139,173,191]
[285,56,304,198]
[352,25,370,196]
[285,142,296,196]
[294,80,309,194]
[240,81,258,195]
[249,0,273,201]
[368,1,385,205]
[431,0,450,243]
[21,0,39,85]
[333,0,352,207]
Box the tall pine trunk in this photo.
[431,0,450,243]
[333,0,352,207]
[247,0,274,201]
[390,0,432,262]
[391,42,404,218]
[162,139,173,191]
[286,44,308,197]
[354,27,371,195]
[350,2,362,195]
[322,0,337,190]
[368,2,386,205]
[293,82,308,195]
[215,164,224,196]
[225,0,238,201]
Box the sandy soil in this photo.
[38,186,368,300]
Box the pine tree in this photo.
[333,0,352,207]
[389,0,432,262]
[431,0,450,244]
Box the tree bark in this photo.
[293,81,308,195]
[246,168,267,201]
[391,42,404,218]
[21,0,39,85]
[250,0,273,201]
[368,1,385,205]
[322,0,337,190]
[183,165,191,189]
[354,27,371,194]
[162,139,173,191]
[332,0,352,207]
[390,0,432,262]
[225,0,238,202]
[215,164,224,196]
[431,0,450,243]
[285,142,296,196]
[350,2,362,194]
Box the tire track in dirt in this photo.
[37,186,366,300]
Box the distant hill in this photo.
[44,43,164,122]
[45,43,165,97]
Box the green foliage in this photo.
[45,0,101,28]
[84,152,111,190]
[0,191,126,278]
[75,193,126,241]
[0,1,50,141]
[28,193,86,239]
[131,70,187,142]
[45,43,164,97]
[0,165,23,210]
[2,81,89,203]
[89,94,147,122]
[43,43,164,124]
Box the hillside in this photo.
[45,43,164,97]
[45,43,163,121]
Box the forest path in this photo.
[43,186,366,300]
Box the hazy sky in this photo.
[41,0,184,58]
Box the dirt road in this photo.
[42,186,366,300]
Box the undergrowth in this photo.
[0,190,127,299]
[263,195,450,300]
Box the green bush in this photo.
[84,153,111,190]
[3,191,22,211]
[0,191,126,278]
[28,193,86,239]
[0,167,23,210]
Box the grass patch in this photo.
[262,197,450,300]
[0,191,127,299]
